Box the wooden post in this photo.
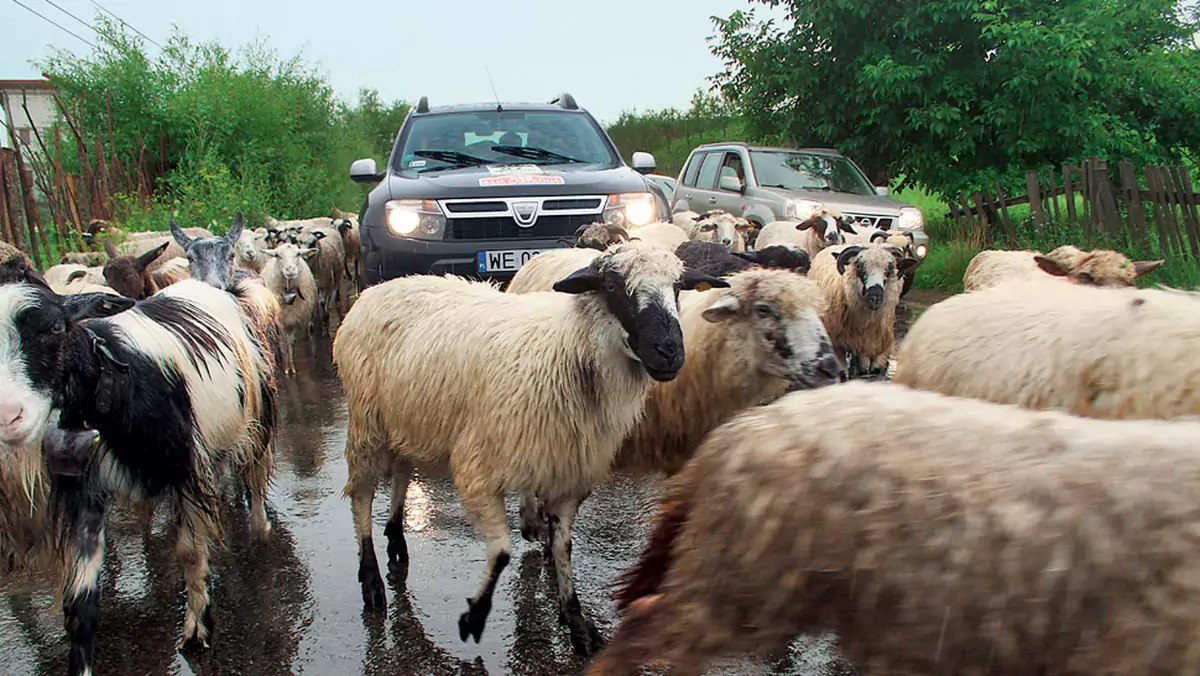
[0,151,15,245]
[4,126,45,267]
[1118,160,1145,240]
[959,192,979,240]
[1043,169,1060,224]
[1062,164,1077,227]
[1095,164,1121,235]
[1168,166,1200,259]
[1146,166,1167,249]
[1026,171,1044,226]
[993,179,1014,235]
[1180,166,1200,247]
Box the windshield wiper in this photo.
[490,145,585,164]
[412,149,491,172]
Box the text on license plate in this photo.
[477,249,546,273]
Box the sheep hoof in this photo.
[458,596,492,643]
[359,554,387,610]
[566,615,605,656]
[178,606,214,652]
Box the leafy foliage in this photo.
[709,0,1200,197]
[39,18,408,232]
[605,90,749,177]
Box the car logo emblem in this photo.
[512,201,539,227]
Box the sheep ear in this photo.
[1033,254,1070,277]
[170,220,194,249]
[62,292,136,323]
[103,240,119,258]
[680,269,731,291]
[226,212,245,243]
[1133,259,1165,277]
[553,265,602,294]
[701,294,740,323]
[837,218,857,234]
[138,241,169,268]
[264,248,281,258]
[794,217,819,233]
[836,246,865,276]
[897,257,921,276]
[300,248,319,260]
[732,251,762,264]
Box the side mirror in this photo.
[875,185,890,196]
[719,175,743,193]
[350,158,383,183]
[631,151,656,175]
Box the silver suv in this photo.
[672,143,930,257]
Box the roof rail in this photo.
[549,92,578,110]
[696,141,750,149]
[416,96,430,114]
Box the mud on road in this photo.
[0,295,945,675]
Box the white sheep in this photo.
[753,212,856,259]
[332,240,729,655]
[674,210,750,252]
[235,227,267,274]
[893,279,1200,418]
[626,221,690,252]
[962,246,1163,291]
[809,243,917,377]
[262,243,319,376]
[512,267,843,544]
[591,380,1200,676]
[290,223,347,334]
[44,263,106,293]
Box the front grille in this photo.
[445,201,509,214]
[543,198,603,211]
[846,214,895,230]
[447,214,600,240]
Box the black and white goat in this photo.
[0,272,278,676]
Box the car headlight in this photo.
[897,207,924,231]
[604,192,657,228]
[385,199,445,239]
[785,199,823,221]
[916,244,928,258]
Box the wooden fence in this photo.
[0,87,157,269]
[946,158,1200,258]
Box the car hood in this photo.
[756,187,913,214]
[385,164,651,200]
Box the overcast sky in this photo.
[2,0,789,125]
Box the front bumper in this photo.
[361,227,572,286]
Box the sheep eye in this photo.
[755,304,774,318]
[50,319,66,335]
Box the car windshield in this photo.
[749,151,876,195]
[393,110,619,173]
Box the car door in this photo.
[684,152,724,213]
[711,151,748,216]
[674,151,708,213]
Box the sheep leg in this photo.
[243,445,273,544]
[545,497,604,655]
[59,479,108,676]
[176,502,216,651]
[348,471,387,610]
[384,459,411,576]
[282,331,296,377]
[518,492,548,544]
[457,490,511,644]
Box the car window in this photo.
[682,153,705,187]
[695,152,723,191]
[392,110,619,172]
[748,151,875,195]
[718,152,745,191]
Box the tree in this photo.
[709,0,1200,195]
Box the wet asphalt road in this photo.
[0,330,869,676]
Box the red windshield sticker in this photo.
[479,175,566,186]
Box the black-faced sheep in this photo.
[515,267,843,543]
[810,244,917,377]
[589,380,1200,676]
[893,279,1200,418]
[962,246,1163,291]
[332,240,729,655]
[0,275,278,676]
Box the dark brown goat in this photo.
[103,240,169,299]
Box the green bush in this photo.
[39,19,407,241]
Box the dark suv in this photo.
[349,93,668,285]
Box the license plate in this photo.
[477,249,546,273]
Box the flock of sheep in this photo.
[0,196,1190,676]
